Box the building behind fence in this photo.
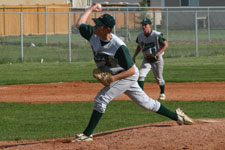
[0,4,71,36]
[1,6,225,36]
[0,5,153,36]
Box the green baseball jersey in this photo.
[79,24,134,75]
[136,30,166,56]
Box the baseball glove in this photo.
[145,54,158,63]
[93,68,110,86]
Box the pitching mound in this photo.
[0,118,225,150]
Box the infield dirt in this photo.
[0,81,224,102]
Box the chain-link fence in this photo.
[0,7,225,63]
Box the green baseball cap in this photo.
[141,18,152,25]
[92,14,115,29]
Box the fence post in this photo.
[195,11,199,57]
[166,8,169,41]
[207,8,211,41]
[154,10,157,30]
[3,7,6,36]
[20,12,24,62]
[126,8,129,42]
[113,11,116,35]
[45,6,48,44]
[68,12,72,62]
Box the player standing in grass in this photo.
[132,18,168,100]
[73,4,193,142]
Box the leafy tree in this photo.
[139,0,150,7]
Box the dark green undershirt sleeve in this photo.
[79,24,94,41]
[114,45,134,70]
[158,34,166,44]
[135,36,139,44]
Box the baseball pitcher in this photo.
[73,4,193,142]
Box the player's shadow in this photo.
[94,124,171,137]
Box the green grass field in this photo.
[0,101,225,141]
[0,55,224,85]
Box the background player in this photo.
[73,4,193,141]
[132,18,168,100]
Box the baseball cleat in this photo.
[72,133,93,142]
[158,93,166,100]
[175,108,193,125]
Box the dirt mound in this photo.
[1,119,225,150]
